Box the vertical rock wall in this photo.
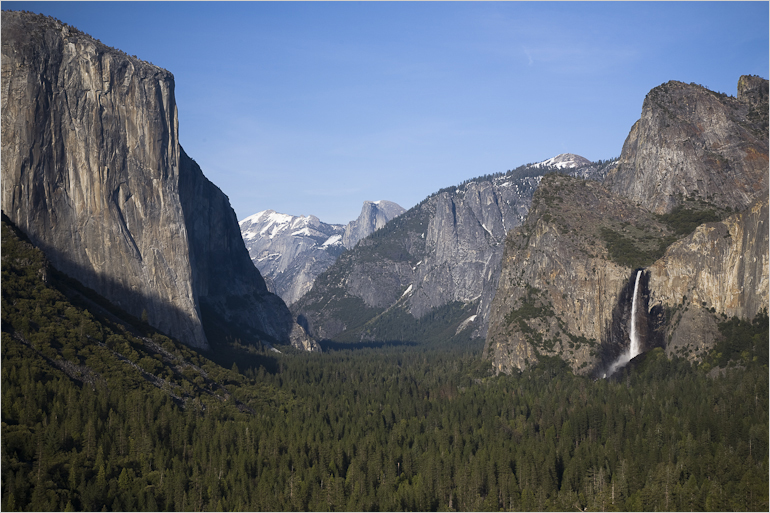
[1,11,316,351]
[1,11,207,348]
[179,149,318,349]
[604,78,769,214]
[648,196,769,359]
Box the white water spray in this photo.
[605,270,643,378]
[628,270,642,358]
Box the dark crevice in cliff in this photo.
[110,187,142,262]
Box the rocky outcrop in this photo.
[604,78,769,214]
[648,195,768,359]
[1,11,316,351]
[239,200,404,305]
[342,200,406,249]
[484,174,675,375]
[292,157,613,343]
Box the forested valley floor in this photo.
[2,216,768,512]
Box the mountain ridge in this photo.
[291,156,613,344]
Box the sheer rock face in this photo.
[648,196,769,358]
[408,179,533,326]
[604,78,769,214]
[179,151,319,351]
[1,11,205,347]
[342,200,406,249]
[1,11,314,351]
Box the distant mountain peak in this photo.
[239,210,325,241]
[240,200,404,305]
[534,153,592,170]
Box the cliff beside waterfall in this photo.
[485,76,768,375]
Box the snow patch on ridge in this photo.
[257,253,281,262]
[534,153,591,170]
[322,234,343,247]
[291,227,312,237]
[455,315,478,335]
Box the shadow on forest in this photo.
[319,339,418,352]
[203,342,281,375]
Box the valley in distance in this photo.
[1,10,767,512]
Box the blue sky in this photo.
[6,2,769,224]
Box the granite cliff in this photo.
[484,174,677,374]
[486,77,768,375]
[648,195,768,360]
[1,11,317,351]
[292,157,612,343]
[341,200,406,250]
[604,77,768,214]
[239,200,404,306]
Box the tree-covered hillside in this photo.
[2,215,767,511]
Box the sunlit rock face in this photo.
[483,174,671,375]
[604,78,768,214]
[1,11,315,351]
[1,11,207,347]
[648,196,769,360]
[486,77,768,375]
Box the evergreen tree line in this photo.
[3,336,767,511]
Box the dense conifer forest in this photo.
[2,216,768,511]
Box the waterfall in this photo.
[628,269,642,359]
[605,270,643,378]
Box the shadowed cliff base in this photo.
[1,212,283,358]
[53,256,284,378]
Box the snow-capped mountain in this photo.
[240,201,405,305]
[534,153,593,169]
[533,153,616,181]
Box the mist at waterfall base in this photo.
[604,270,644,378]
